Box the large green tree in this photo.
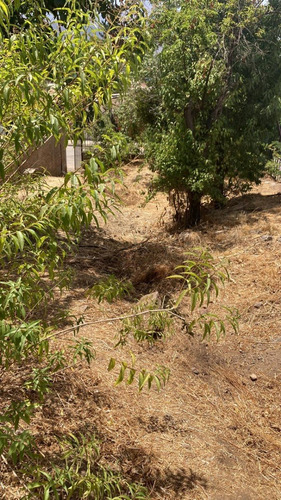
[142,0,281,226]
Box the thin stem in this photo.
[44,307,185,342]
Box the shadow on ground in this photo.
[68,226,184,297]
[117,444,207,496]
[31,372,208,498]
[201,192,281,228]
[41,190,281,327]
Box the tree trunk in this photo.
[214,162,226,209]
[277,122,281,142]
[214,178,226,209]
[184,191,201,227]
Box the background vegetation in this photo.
[119,0,281,226]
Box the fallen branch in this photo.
[45,307,185,342]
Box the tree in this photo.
[6,0,143,30]
[142,0,281,226]
[0,0,145,178]
[0,1,151,494]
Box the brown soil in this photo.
[2,163,281,499]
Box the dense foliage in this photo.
[5,0,131,28]
[0,1,150,496]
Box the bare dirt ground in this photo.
[2,163,281,499]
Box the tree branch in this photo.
[44,307,186,342]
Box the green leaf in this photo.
[127,368,136,385]
[139,372,151,391]
[174,288,188,308]
[108,357,116,371]
[16,231,24,251]
[0,1,9,18]
[0,160,4,180]
[115,363,126,385]
[43,487,50,500]
[130,351,136,366]
[191,291,198,312]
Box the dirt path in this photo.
[19,164,281,500]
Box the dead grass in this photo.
[1,164,281,499]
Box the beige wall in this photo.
[21,136,66,176]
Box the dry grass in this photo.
[1,164,281,499]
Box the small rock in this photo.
[250,373,257,381]
[277,237,281,243]
[178,230,201,245]
[192,368,200,375]
[254,302,263,309]
[137,291,161,308]
[260,234,273,242]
